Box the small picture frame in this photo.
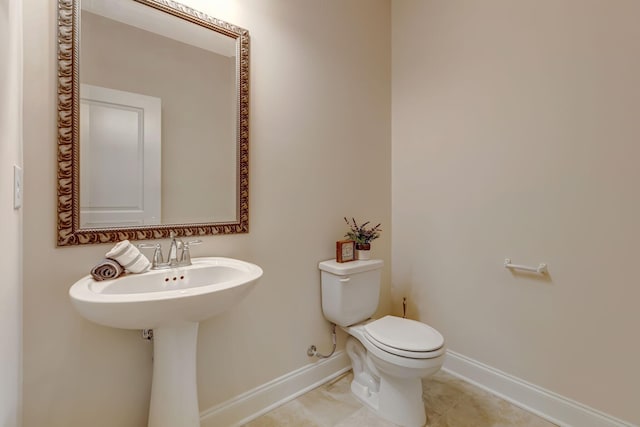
[336,240,355,263]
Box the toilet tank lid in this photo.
[318,259,384,276]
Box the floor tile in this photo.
[242,400,322,427]
[295,373,362,427]
[335,407,398,427]
[243,369,557,427]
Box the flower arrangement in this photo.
[344,217,382,247]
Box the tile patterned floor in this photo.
[242,370,558,427]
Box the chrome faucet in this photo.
[138,232,202,269]
[167,232,183,267]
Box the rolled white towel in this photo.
[127,254,151,274]
[91,258,124,281]
[106,240,150,273]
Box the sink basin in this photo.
[69,256,263,427]
[70,257,263,329]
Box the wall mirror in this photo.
[57,0,249,246]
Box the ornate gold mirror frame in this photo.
[57,0,249,246]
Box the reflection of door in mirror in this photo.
[80,4,238,225]
[80,84,162,228]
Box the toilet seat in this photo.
[363,316,444,359]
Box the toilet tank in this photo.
[318,259,384,327]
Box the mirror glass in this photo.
[57,0,249,245]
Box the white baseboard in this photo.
[199,351,351,427]
[443,350,636,427]
[199,348,636,427]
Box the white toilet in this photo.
[319,259,445,427]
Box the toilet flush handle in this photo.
[339,277,350,283]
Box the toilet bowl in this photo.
[318,259,445,427]
[343,317,444,427]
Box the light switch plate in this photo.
[14,165,22,209]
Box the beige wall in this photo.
[392,0,640,424]
[0,0,23,425]
[22,0,390,426]
[81,11,236,224]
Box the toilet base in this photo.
[350,375,426,427]
[345,336,428,427]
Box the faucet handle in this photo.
[138,243,163,267]
[179,240,202,265]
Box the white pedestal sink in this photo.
[69,257,263,427]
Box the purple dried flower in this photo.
[344,217,382,244]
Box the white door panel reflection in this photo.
[80,84,161,228]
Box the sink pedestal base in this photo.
[148,322,200,427]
